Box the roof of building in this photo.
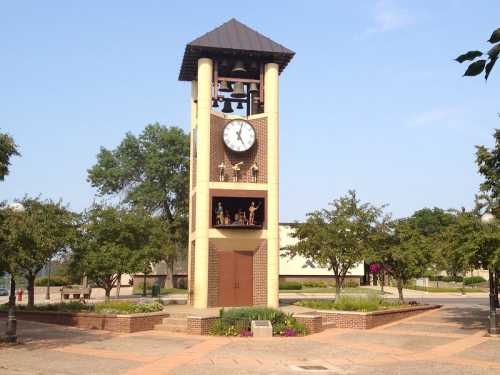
[179,18,295,81]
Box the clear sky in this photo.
[2,1,500,221]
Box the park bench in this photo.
[60,286,91,302]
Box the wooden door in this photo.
[218,251,253,306]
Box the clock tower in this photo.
[179,18,294,308]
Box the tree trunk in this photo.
[105,287,111,302]
[335,275,341,298]
[27,272,35,308]
[9,276,16,308]
[380,270,385,294]
[495,270,499,308]
[165,260,174,289]
[142,272,147,297]
[396,278,404,303]
[116,273,121,297]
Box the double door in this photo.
[218,251,253,306]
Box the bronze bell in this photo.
[212,98,219,108]
[236,101,244,109]
[230,82,246,98]
[219,80,233,92]
[221,99,233,113]
[232,60,246,73]
[248,82,259,94]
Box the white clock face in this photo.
[223,120,256,152]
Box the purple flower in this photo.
[239,330,253,337]
[281,328,296,337]
[369,263,381,274]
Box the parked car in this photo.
[0,288,8,296]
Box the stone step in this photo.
[162,317,187,325]
[155,317,188,333]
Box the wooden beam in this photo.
[217,76,259,84]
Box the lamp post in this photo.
[4,202,25,344]
[480,212,498,336]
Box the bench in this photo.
[60,286,92,302]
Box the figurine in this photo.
[215,202,224,225]
[224,210,231,225]
[238,208,247,225]
[218,161,225,182]
[248,201,261,225]
[232,161,244,182]
[250,162,259,182]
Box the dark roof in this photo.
[179,18,295,81]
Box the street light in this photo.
[480,212,498,336]
[4,202,25,344]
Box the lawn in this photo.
[406,286,486,293]
[279,286,379,294]
[132,286,188,295]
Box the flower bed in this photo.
[0,301,167,333]
[294,295,407,312]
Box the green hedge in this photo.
[35,276,70,286]
[279,281,302,290]
[464,276,486,285]
[295,295,403,312]
[428,275,463,282]
[0,301,163,314]
[302,281,327,288]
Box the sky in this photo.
[2,1,500,222]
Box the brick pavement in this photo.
[1,306,500,374]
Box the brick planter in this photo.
[187,315,219,335]
[294,313,324,334]
[317,304,440,329]
[0,310,169,333]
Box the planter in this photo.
[0,310,169,333]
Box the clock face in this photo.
[222,120,256,152]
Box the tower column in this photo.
[193,58,212,308]
[265,62,279,308]
[187,80,197,305]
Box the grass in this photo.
[406,286,486,293]
[294,295,408,312]
[0,301,164,314]
[279,286,378,295]
[132,286,188,295]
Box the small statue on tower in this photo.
[215,202,224,225]
[218,161,225,182]
[232,161,244,182]
[248,201,261,225]
[250,162,259,182]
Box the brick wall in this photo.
[209,115,268,183]
[187,316,219,335]
[294,313,324,334]
[1,310,169,333]
[253,240,267,305]
[207,241,219,307]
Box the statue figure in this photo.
[215,202,224,225]
[232,161,244,182]
[250,162,259,182]
[218,161,225,182]
[248,201,261,225]
[238,208,247,225]
[224,210,231,225]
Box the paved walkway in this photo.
[1,305,500,374]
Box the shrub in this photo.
[94,301,163,314]
[303,280,327,288]
[279,281,302,290]
[428,275,463,282]
[342,279,359,288]
[35,276,70,286]
[464,276,486,285]
[295,296,403,312]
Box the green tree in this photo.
[284,190,384,297]
[87,124,189,286]
[0,132,20,181]
[456,28,500,80]
[71,205,152,301]
[1,198,77,307]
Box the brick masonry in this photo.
[207,241,219,307]
[0,310,169,333]
[187,316,219,335]
[294,313,324,334]
[209,114,268,183]
[318,305,440,329]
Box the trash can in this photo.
[151,284,160,297]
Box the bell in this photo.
[248,82,259,94]
[230,82,246,98]
[212,98,219,108]
[221,100,233,113]
[232,60,246,73]
[219,80,233,92]
[237,101,244,109]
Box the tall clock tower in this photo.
[179,18,294,308]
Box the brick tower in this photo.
[179,19,294,308]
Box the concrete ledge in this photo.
[317,304,440,329]
[0,310,169,333]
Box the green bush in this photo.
[94,301,163,314]
[303,280,327,288]
[35,276,70,286]
[342,279,359,288]
[428,275,463,282]
[464,276,486,285]
[295,295,403,312]
[279,281,302,290]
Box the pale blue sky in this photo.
[2,1,499,221]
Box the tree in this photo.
[8,197,78,307]
[284,190,384,297]
[87,124,189,286]
[71,205,152,301]
[456,28,500,80]
[0,132,20,181]
[380,219,431,303]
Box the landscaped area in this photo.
[0,301,164,314]
[294,295,413,312]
